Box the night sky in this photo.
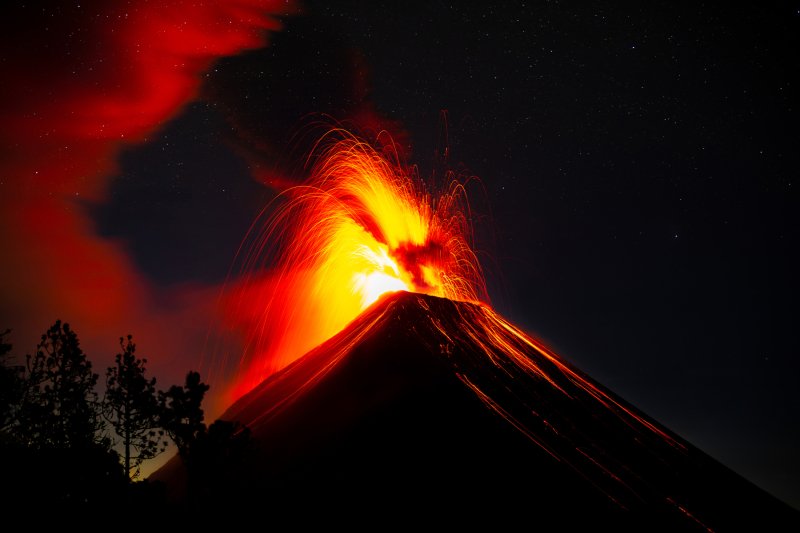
[1,1,798,507]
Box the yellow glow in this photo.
[227,130,487,398]
[351,244,409,309]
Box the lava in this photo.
[226,129,487,398]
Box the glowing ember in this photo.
[226,129,486,398]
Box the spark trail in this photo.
[216,129,713,527]
[225,129,486,398]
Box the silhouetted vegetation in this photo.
[103,334,167,479]
[159,370,210,458]
[0,321,124,512]
[0,329,24,434]
[157,371,255,508]
[0,321,252,516]
[17,320,104,449]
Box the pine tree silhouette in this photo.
[18,320,104,448]
[103,334,168,479]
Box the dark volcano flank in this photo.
[163,291,798,528]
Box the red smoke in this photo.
[2,1,287,145]
[0,1,293,405]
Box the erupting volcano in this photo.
[176,130,798,528]
[225,129,486,398]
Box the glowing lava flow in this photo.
[227,130,487,398]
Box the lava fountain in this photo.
[225,129,487,398]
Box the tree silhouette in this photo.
[159,370,209,458]
[0,329,24,435]
[103,334,167,479]
[1,322,127,514]
[0,329,10,359]
[2,325,255,514]
[18,320,104,449]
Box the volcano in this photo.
[166,291,797,528]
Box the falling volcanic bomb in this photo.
[186,130,799,527]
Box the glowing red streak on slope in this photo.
[421,294,690,512]
[226,130,487,399]
[456,302,684,450]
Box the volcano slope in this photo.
[175,291,797,529]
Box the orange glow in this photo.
[226,130,487,398]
